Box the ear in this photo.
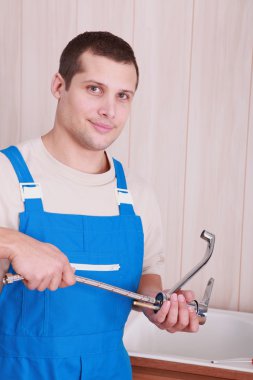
[51,73,65,99]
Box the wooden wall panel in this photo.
[240,52,253,312]
[21,0,77,141]
[182,0,253,309]
[77,0,134,166]
[0,0,21,148]
[0,0,253,312]
[131,0,193,288]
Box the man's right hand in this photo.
[0,227,76,291]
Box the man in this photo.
[0,32,198,379]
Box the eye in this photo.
[88,85,102,95]
[118,92,129,101]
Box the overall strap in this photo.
[113,158,135,216]
[1,146,44,212]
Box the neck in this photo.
[41,131,110,174]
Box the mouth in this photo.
[89,120,114,134]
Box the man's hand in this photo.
[0,227,76,291]
[136,274,199,333]
[144,290,199,333]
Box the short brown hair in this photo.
[59,31,139,90]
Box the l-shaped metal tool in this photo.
[2,230,215,325]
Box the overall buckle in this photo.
[20,182,43,201]
[115,188,133,205]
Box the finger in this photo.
[60,264,76,287]
[37,276,53,292]
[176,294,190,330]
[23,279,37,291]
[149,300,171,326]
[24,277,43,291]
[186,306,199,332]
[178,289,195,302]
[163,293,179,329]
[48,272,62,291]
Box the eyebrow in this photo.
[81,80,135,95]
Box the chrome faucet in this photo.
[152,230,215,324]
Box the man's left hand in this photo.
[144,290,199,333]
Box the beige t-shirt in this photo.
[0,138,164,275]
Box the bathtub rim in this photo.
[125,307,253,374]
[130,355,253,380]
[129,351,253,374]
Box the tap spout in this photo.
[164,230,215,296]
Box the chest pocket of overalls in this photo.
[18,213,139,337]
[42,214,143,337]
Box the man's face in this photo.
[53,51,137,152]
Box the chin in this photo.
[81,139,115,152]
[87,136,119,151]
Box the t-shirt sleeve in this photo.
[127,171,165,277]
[0,152,22,230]
[0,152,21,275]
[141,187,165,276]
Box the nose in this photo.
[98,95,116,119]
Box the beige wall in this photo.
[0,0,253,312]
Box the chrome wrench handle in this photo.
[2,272,198,313]
[3,272,159,308]
[2,273,24,285]
[2,230,215,324]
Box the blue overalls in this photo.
[0,146,144,380]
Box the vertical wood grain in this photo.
[0,0,21,148]
[0,0,253,312]
[239,51,253,312]
[182,0,253,309]
[21,0,77,141]
[131,0,193,288]
[77,0,134,166]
